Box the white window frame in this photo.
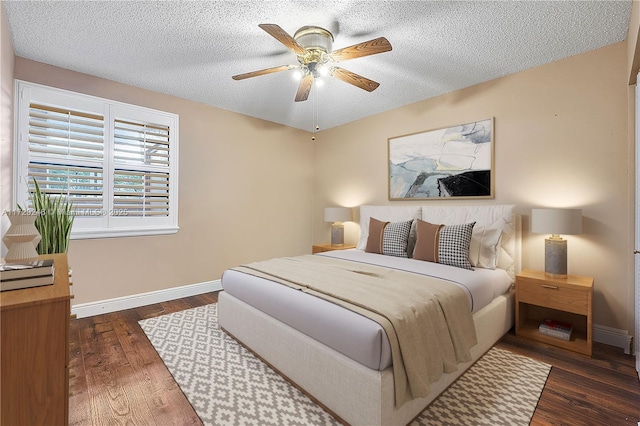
[14,80,179,239]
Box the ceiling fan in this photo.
[232,24,392,102]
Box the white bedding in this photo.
[221,249,512,371]
[319,249,512,313]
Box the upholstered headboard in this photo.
[357,204,521,280]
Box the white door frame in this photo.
[635,80,640,376]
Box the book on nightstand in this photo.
[538,318,573,341]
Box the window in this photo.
[14,81,179,239]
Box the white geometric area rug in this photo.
[139,304,551,426]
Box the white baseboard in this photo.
[594,323,633,354]
[71,279,222,319]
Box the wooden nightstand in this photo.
[515,269,593,356]
[312,244,356,254]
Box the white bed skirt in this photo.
[218,290,515,426]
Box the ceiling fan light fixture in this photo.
[232,23,392,105]
[316,63,330,77]
[292,68,304,80]
[293,26,333,53]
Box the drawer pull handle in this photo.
[541,284,559,290]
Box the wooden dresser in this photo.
[1,253,71,425]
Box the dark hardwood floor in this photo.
[69,292,640,425]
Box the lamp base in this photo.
[330,223,344,246]
[544,237,567,279]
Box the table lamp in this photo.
[531,208,582,278]
[324,207,352,246]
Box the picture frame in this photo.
[388,118,494,200]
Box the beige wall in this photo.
[0,2,15,255]
[11,58,314,305]
[314,42,633,332]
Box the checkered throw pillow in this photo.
[413,220,476,269]
[382,220,413,258]
[438,222,476,269]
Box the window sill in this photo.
[70,226,179,240]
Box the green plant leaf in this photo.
[23,177,75,254]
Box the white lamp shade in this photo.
[531,208,582,235]
[324,207,351,223]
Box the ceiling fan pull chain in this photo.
[312,79,320,140]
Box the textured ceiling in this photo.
[3,1,632,132]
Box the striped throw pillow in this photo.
[365,218,413,258]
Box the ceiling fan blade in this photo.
[232,65,291,80]
[331,67,380,92]
[295,74,314,102]
[330,37,392,61]
[259,24,307,55]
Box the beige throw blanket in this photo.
[232,255,477,407]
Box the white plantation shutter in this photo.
[114,119,169,166]
[28,164,104,211]
[27,103,105,213]
[113,119,171,217]
[15,81,179,238]
[113,170,170,216]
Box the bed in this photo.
[218,204,520,426]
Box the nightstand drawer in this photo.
[518,279,588,315]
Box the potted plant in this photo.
[19,178,74,254]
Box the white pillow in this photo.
[357,205,422,250]
[420,204,515,277]
[469,226,502,269]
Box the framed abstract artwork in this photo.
[388,118,494,200]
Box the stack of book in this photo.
[538,318,573,341]
[0,259,55,292]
